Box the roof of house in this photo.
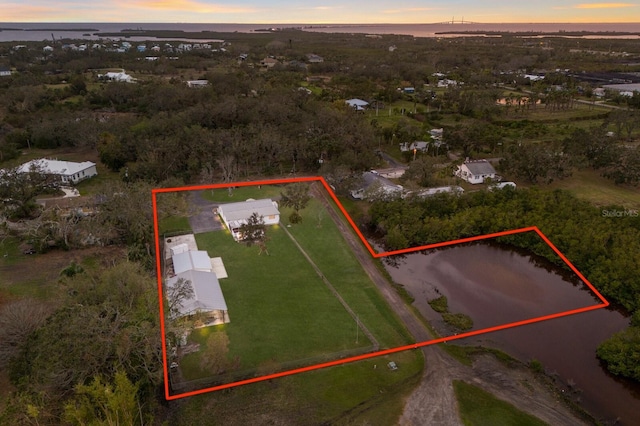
[166,270,227,317]
[346,98,369,107]
[219,199,280,223]
[603,83,640,92]
[462,160,496,175]
[172,250,211,275]
[362,171,403,191]
[18,159,96,176]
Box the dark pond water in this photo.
[384,242,640,425]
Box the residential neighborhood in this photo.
[1,18,640,426]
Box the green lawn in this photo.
[282,198,414,349]
[158,215,191,235]
[454,380,547,426]
[199,185,283,202]
[182,226,372,379]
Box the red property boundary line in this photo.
[151,176,609,401]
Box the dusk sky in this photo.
[2,1,640,23]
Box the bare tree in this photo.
[166,278,194,321]
[0,299,53,368]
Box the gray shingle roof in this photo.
[463,160,496,175]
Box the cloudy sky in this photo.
[2,0,639,23]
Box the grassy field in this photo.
[182,226,373,379]
[282,198,414,348]
[199,184,283,202]
[543,169,640,209]
[454,380,547,426]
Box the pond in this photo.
[384,241,640,425]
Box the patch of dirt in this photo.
[0,245,127,288]
[399,347,589,426]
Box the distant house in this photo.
[389,45,397,52]
[186,80,209,88]
[42,45,54,53]
[306,53,324,63]
[351,171,403,201]
[603,83,640,96]
[429,128,444,142]
[454,159,497,184]
[260,57,279,68]
[524,74,545,82]
[437,79,459,88]
[100,71,135,83]
[17,158,97,184]
[218,199,280,241]
[400,141,429,153]
[165,270,229,324]
[403,87,415,94]
[0,66,11,77]
[345,98,369,111]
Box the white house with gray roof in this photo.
[217,199,280,241]
[345,98,369,111]
[454,159,497,184]
[18,159,97,184]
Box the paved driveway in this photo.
[188,191,225,234]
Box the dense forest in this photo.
[1,29,640,423]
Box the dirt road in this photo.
[310,183,589,425]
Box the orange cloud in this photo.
[2,4,65,20]
[575,2,636,8]
[116,0,256,14]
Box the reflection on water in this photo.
[384,241,639,425]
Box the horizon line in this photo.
[2,21,640,25]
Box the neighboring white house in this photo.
[217,199,280,241]
[400,141,429,153]
[100,71,135,83]
[524,74,545,82]
[454,159,497,184]
[345,98,369,111]
[17,159,98,184]
[186,79,209,88]
[0,66,11,77]
[166,269,229,325]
